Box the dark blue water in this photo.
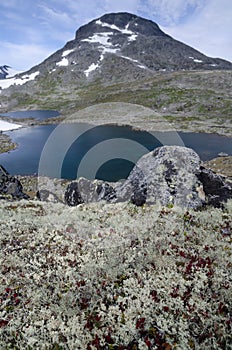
[1,110,59,120]
[0,121,231,181]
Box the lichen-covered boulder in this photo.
[114,146,205,208]
[64,182,84,206]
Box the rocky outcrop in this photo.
[0,165,29,200]
[64,146,232,208]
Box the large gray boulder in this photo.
[113,146,204,208]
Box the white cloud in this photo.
[161,0,232,61]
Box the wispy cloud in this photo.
[161,0,232,61]
[38,4,74,28]
[0,42,54,71]
[138,0,206,25]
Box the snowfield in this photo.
[0,119,22,131]
[0,71,39,90]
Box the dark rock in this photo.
[63,177,116,206]
[0,164,29,200]
[64,182,84,206]
[74,177,100,203]
[36,189,61,203]
[197,166,232,207]
[128,168,147,206]
[96,182,117,202]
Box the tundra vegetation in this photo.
[0,198,231,349]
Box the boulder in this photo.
[197,166,232,207]
[64,177,116,206]
[64,182,84,206]
[0,165,29,200]
[34,146,232,208]
[113,146,205,208]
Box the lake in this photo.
[1,110,59,120]
[1,120,231,181]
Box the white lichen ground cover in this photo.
[0,200,231,349]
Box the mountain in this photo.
[0,12,232,132]
[3,13,232,86]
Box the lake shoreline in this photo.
[1,113,232,155]
[1,108,232,181]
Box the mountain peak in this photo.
[75,12,166,40]
[96,12,167,37]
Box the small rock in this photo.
[218,152,229,157]
[64,182,84,206]
[197,166,232,207]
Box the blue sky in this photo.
[0,0,231,71]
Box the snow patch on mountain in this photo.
[96,19,138,42]
[56,58,69,67]
[82,32,114,46]
[62,49,74,57]
[84,63,100,77]
[0,71,40,90]
[56,49,75,67]
[189,57,203,63]
[82,32,121,77]
[96,19,134,35]
[120,56,147,69]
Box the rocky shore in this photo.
[1,146,232,210]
